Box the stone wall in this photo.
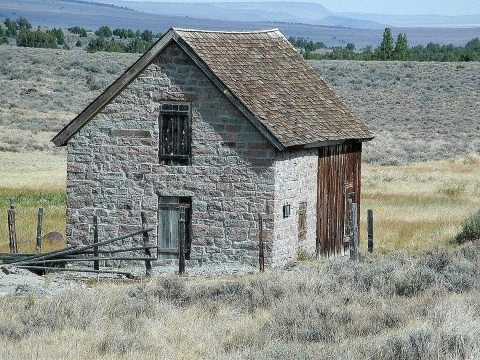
[272,149,318,266]
[66,42,276,266]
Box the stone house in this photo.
[52,28,373,268]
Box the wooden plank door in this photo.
[158,197,191,259]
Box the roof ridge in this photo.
[172,28,280,34]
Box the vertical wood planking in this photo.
[317,143,362,258]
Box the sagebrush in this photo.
[0,241,479,359]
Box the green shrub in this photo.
[113,28,136,39]
[95,25,112,38]
[455,209,480,243]
[86,37,125,53]
[68,26,87,37]
[47,28,65,45]
[17,29,58,49]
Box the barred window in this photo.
[159,103,191,165]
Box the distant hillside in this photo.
[109,1,335,24]
[103,1,480,29]
[0,0,479,48]
[340,12,480,28]
[1,46,479,164]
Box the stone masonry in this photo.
[56,28,372,269]
[67,42,276,266]
[273,149,318,266]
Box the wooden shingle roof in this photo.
[52,28,372,148]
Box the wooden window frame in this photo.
[159,102,192,165]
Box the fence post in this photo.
[258,213,265,272]
[178,206,186,275]
[36,208,44,253]
[93,214,99,271]
[368,209,374,253]
[141,211,152,277]
[8,198,17,254]
[349,200,359,261]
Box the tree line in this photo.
[289,28,480,62]
[1,17,479,61]
[0,17,161,53]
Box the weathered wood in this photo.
[368,209,374,253]
[158,197,180,260]
[35,208,44,253]
[82,245,158,255]
[93,215,99,271]
[317,143,362,258]
[29,256,156,264]
[16,265,135,278]
[8,198,17,253]
[7,244,79,265]
[8,197,18,254]
[9,228,153,266]
[8,209,17,254]
[141,211,152,276]
[178,206,186,275]
[258,213,265,272]
[349,201,359,261]
[158,203,191,209]
[0,252,39,263]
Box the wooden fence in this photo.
[4,197,375,276]
[3,200,156,278]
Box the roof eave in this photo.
[303,136,374,149]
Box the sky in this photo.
[118,0,480,16]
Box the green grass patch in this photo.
[0,188,66,208]
[0,187,66,253]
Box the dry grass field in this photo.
[0,45,479,359]
[310,60,480,165]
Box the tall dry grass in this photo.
[0,240,479,359]
[0,150,66,252]
[361,155,480,254]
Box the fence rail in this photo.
[1,207,156,278]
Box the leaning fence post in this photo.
[141,211,152,277]
[178,206,186,276]
[93,214,99,271]
[349,200,359,261]
[368,209,374,253]
[8,198,17,254]
[36,207,44,253]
